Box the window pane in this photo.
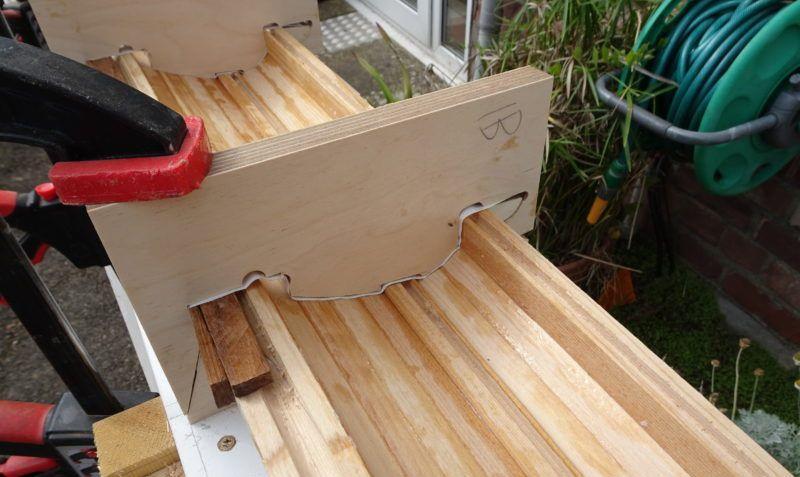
[442,0,467,56]
[401,0,418,10]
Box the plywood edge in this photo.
[209,67,551,174]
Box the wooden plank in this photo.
[93,398,179,477]
[189,307,235,408]
[236,284,370,477]
[28,0,321,77]
[198,295,272,397]
[461,211,790,477]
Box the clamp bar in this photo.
[51,116,211,205]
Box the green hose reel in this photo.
[589,0,800,223]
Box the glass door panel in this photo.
[362,0,432,44]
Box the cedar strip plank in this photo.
[236,391,302,477]
[301,300,448,477]
[462,211,788,476]
[383,283,574,476]
[410,277,630,476]
[262,280,406,477]
[441,252,686,474]
[217,74,280,138]
[117,53,158,100]
[199,295,271,397]
[263,29,371,117]
[189,307,234,408]
[238,285,370,477]
[359,294,526,477]
[330,298,486,476]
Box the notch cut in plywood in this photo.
[28,0,322,77]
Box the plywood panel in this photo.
[29,0,321,77]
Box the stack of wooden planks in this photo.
[92,29,788,476]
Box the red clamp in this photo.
[50,116,212,205]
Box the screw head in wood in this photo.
[217,435,236,452]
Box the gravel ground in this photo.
[0,0,443,405]
[0,144,147,404]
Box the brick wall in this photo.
[667,160,800,344]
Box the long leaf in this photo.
[354,53,396,103]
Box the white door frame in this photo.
[359,0,433,45]
[347,0,471,84]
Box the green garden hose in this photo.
[587,0,800,224]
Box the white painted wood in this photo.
[28,0,322,77]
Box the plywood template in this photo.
[29,0,321,77]
[91,29,787,476]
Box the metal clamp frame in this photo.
[595,70,800,147]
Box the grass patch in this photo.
[613,245,799,424]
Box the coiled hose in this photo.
[587,0,792,224]
[648,0,786,130]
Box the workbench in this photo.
[62,16,787,477]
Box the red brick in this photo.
[781,156,800,187]
[668,189,726,245]
[718,228,769,273]
[746,178,798,219]
[671,165,754,231]
[721,272,800,343]
[762,260,800,310]
[675,229,724,280]
[756,220,800,271]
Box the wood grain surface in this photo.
[199,295,271,397]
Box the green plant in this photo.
[355,23,413,104]
[613,244,799,424]
[480,1,662,283]
[736,410,800,476]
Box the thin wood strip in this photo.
[301,300,448,477]
[383,283,575,476]
[441,252,686,474]
[263,29,371,117]
[198,295,271,397]
[189,308,234,408]
[262,280,406,477]
[462,211,788,476]
[411,276,632,475]
[236,391,302,477]
[329,298,487,476]
[358,294,527,477]
[217,74,280,138]
[238,285,369,477]
[117,53,158,100]
[238,61,330,133]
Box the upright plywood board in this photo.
[29,0,321,77]
[90,67,551,415]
